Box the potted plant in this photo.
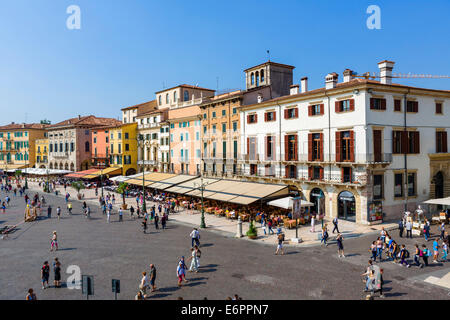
[117,182,128,210]
[71,181,85,200]
[246,219,258,239]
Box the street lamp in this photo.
[137,134,150,213]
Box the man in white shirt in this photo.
[190,228,200,247]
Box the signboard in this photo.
[292,197,302,219]
[82,275,94,296]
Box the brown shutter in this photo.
[295,108,299,118]
[285,166,289,178]
[414,101,419,113]
[335,101,340,113]
[308,133,313,161]
[350,99,355,111]
[370,98,375,109]
[247,115,250,124]
[341,168,345,183]
[381,99,386,110]
[394,99,401,112]
[308,105,312,116]
[308,166,313,180]
[335,131,341,162]
[293,135,298,161]
[264,113,267,122]
[349,131,355,162]
[319,133,324,161]
[265,136,268,159]
[273,111,276,121]
[255,114,257,122]
[284,135,289,161]
[247,137,250,157]
[401,131,408,154]
[443,132,448,153]
[349,167,353,183]
[414,131,420,153]
[320,104,324,115]
[436,131,440,153]
[319,167,324,180]
[284,109,288,119]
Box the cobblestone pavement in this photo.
[0,185,449,300]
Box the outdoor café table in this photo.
[286,219,297,229]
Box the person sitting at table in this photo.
[287,212,292,219]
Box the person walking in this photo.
[154,214,159,229]
[361,260,375,292]
[177,261,186,287]
[142,218,147,233]
[441,241,448,262]
[405,220,412,238]
[423,220,431,241]
[41,261,50,289]
[118,208,123,222]
[398,219,404,238]
[107,209,111,223]
[56,206,61,221]
[320,225,329,246]
[130,206,135,219]
[47,205,52,219]
[399,244,411,267]
[161,214,166,230]
[188,246,200,273]
[67,202,72,215]
[332,217,339,234]
[414,244,424,268]
[53,258,62,288]
[149,264,157,292]
[26,288,37,300]
[310,214,316,233]
[422,244,430,267]
[376,237,383,262]
[336,233,345,257]
[439,222,446,240]
[267,219,274,235]
[190,228,200,247]
[50,231,58,251]
[370,241,377,261]
[432,239,440,263]
[139,272,149,298]
[275,231,285,255]
[1,201,5,214]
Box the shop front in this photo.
[309,188,325,217]
[338,190,356,221]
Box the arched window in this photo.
[158,95,162,105]
[166,93,169,104]
[25,153,28,161]
[184,90,189,102]
[173,91,177,102]
[85,141,90,152]
[49,163,53,169]
[251,72,255,85]
[70,163,75,171]
[256,71,260,86]
[260,69,265,83]
[65,163,69,170]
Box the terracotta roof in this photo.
[136,100,158,117]
[0,123,48,130]
[242,79,450,109]
[155,84,215,94]
[121,99,157,112]
[244,61,295,72]
[49,116,121,129]
[137,107,169,118]
[199,90,244,107]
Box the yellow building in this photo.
[0,123,48,170]
[35,139,49,168]
[106,123,138,176]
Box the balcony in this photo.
[52,152,69,158]
[138,122,160,130]
[169,97,206,109]
[93,153,109,159]
[238,153,393,165]
[138,160,156,166]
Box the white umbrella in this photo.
[268,197,314,209]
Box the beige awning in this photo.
[165,177,220,194]
[149,175,196,190]
[126,172,177,187]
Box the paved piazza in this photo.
[0,186,449,300]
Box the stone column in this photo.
[236,216,243,238]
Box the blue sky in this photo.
[1,0,449,124]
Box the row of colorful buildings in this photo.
[1,60,449,224]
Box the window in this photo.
[373,174,384,200]
[393,131,402,154]
[166,93,169,104]
[265,111,276,122]
[203,126,207,134]
[251,73,254,85]
[65,143,68,152]
[286,165,297,179]
[256,71,260,86]
[158,95,162,105]
[118,144,121,154]
[370,98,386,110]
[212,111,216,118]
[60,143,63,152]
[185,133,189,141]
[93,137,97,144]
[408,131,420,154]
[436,103,443,114]
[406,101,419,113]
[222,123,226,133]
[309,133,323,161]
[266,136,274,160]
[335,99,354,113]
[408,172,416,196]
[233,140,238,159]
[336,131,354,162]
[260,69,264,83]
[212,125,216,134]
[85,141,90,152]
[222,141,226,159]
[125,133,129,139]
[342,167,352,183]
[232,122,237,132]
[196,132,199,141]
[212,142,216,158]
[222,110,226,116]
[285,108,298,119]
[247,114,257,124]
[125,144,129,151]
[203,113,207,119]
[182,122,186,128]
[394,173,403,197]
[184,90,189,102]
[436,131,448,153]
[309,104,324,116]
[174,91,177,102]
[180,133,183,141]
[196,149,201,158]
[49,144,53,152]
[394,99,402,112]
[393,131,420,154]
[233,108,237,114]
[284,134,298,161]
[118,132,122,139]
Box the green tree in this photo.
[117,182,128,205]
[246,219,258,238]
[71,181,85,197]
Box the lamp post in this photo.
[194,177,207,229]
[100,167,104,199]
[137,134,150,213]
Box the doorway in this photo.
[338,191,356,221]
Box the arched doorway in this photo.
[310,188,325,216]
[338,190,356,222]
[434,171,444,210]
[59,163,63,170]
[126,168,136,176]
[70,163,75,172]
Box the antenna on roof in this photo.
[162,81,165,89]
[25,112,28,123]
[267,50,270,62]
[216,77,219,92]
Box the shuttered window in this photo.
[436,131,448,153]
[370,98,386,110]
[284,108,298,119]
[406,101,419,113]
[394,99,402,112]
[335,99,355,113]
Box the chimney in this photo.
[325,73,339,89]
[11,121,15,124]
[290,84,299,95]
[343,69,354,82]
[378,60,395,84]
[301,77,308,93]
[257,94,263,103]
[78,115,81,120]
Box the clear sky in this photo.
[1,0,449,125]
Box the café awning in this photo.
[126,172,177,187]
[268,197,314,210]
[422,197,450,206]
[148,174,197,191]
[83,167,123,179]
[65,168,99,178]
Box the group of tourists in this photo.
[40,257,62,290]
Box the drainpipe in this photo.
[403,88,410,212]
[324,91,331,181]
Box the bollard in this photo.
[236,216,243,238]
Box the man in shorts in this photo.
[275,232,285,255]
[41,261,50,289]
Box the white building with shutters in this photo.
[239,60,450,224]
